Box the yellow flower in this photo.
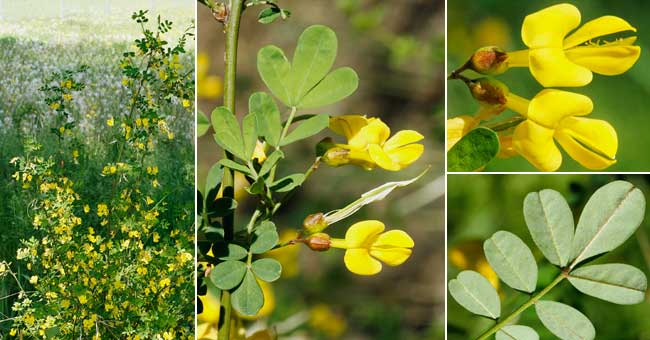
[506,3,640,87]
[506,89,617,171]
[309,304,347,338]
[72,149,79,158]
[63,93,73,101]
[182,99,191,108]
[107,117,114,127]
[50,102,60,110]
[84,204,90,213]
[324,115,424,171]
[330,220,414,275]
[447,115,478,150]
[9,328,17,336]
[78,295,88,304]
[97,203,109,217]
[29,275,38,284]
[252,141,267,163]
[197,53,223,99]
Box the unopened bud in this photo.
[469,46,508,75]
[305,233,331,252]
[322,147,350,167]
[468,78,509,106]
[303,213,328,234]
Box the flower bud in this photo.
[467,77,509,106]
[321,147,350,167]
[469,46,508,75]
[303,213,328,234]
[304,233,331,252]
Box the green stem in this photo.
[219,291,233,340]
[218,1,245,340]
[279,106,297,143]
[476,273,566,340]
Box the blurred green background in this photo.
[198,0,445,339]
[448,0,650,172]
[447,174,650,339]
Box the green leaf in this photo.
[571,181,645,268]
[496,325,539,340]
[289,25,337,105]
[242,113,258,160]
[568,263,647,305]
[523,189,574,267]
[212,243,249,261]
[280,113,329,146]
[198,110,210,137]
[247,177,266,195]
[447,127,499,172]
[323,167,428,225]
[535,301,595,340]
[212,107,246,160]
[448,270,500,319]
[259,150,284,177]
[298,67,358,109]
[206,197,238,218]
[258,7,281,24]
[232,269,264,316]
[251,258,282,282]
[205,163,223,198]
[210,260,247,290]
[484,231,538,293]
[270,173,305,193]
[251,221,279,254]
[250,92,282,147]
[219,159,254,177]
[257,46,292,106]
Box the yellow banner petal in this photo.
[563,15,637,49]
[513,120,562,172]
[522,3,581,48]
[344,220,385,248]
[329,115,369,141]
[528,89,593,128]
[373,230,414,248]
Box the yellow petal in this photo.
[197,323,218,340]
[329,115,369,141]
[344,249,382,275]
[512,120,562,172]
[368,144,401,171]
[555,117,617,170]
[528,89,593,128]
[383,130,424,151]
[386,144,424,168]
[373,230,414,248]
[370,247,412,266]
[198,75,223,99]
[447,116,477,150]
[349,118,390,148]
[497,135,518,158]
[197,292,220,324]
[563,15,637,48]
[344,220,385,248]
[529,48,592,87]
[522,3,581,48]
[565,45,641,76]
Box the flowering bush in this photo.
[1,11,195,339]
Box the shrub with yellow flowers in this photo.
[3,11,195,339]
[197,1,427,339]
[447,3,640,172]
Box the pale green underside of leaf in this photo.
[523,189,574,267]
[568,263,647,305]
[484,231,538,293]
[496,325,539,340]
[448,270,500,319]
[447,127,499,172]
[571,181,645,268]
[535,300,595,340]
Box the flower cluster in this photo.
[448,3,640,171]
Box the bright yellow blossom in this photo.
[323,115,424,171]
[329,220,414,275]
[506,89,617,171]
[107,117,114,127]
[506,3,640,87]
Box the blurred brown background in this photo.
[198,1,445,339]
